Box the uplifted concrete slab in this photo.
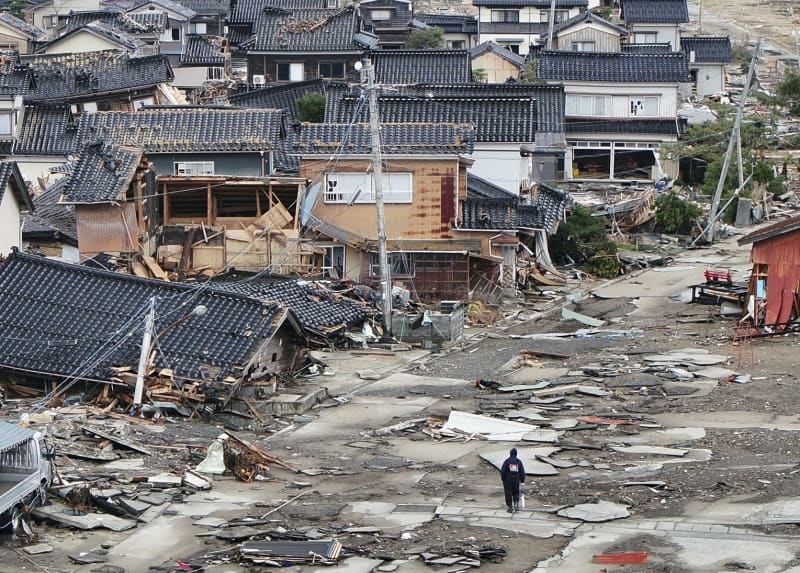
[618,427,706,446]
[744,500,800,525]
[507,408,550,422]
[610,445,688,456]
[661,379,717,398]
[443,411,539,441]
[504,367,570,384]
[440,506,579,538]
[480,446,560,476]
[522,430,564,443]
[343,502,437,530]
[33,504,137,531]
[557,500,630,522]
[653,411,800,431]
[353,372,470,395]
[693,366,739,379]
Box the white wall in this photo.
[43,32,126,54]
[32,0,101,30]
[0,184,22,255]
[478,6,583,56]
[564,82,678,118]
[631,23,680,49]
[694,64,725,97]
[469,143,527,194]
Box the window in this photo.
[634,31,658,43]
[174,161,215,175]
[540,9,569,22]
[191,22,207,34]
[323,245,345,279]
[277,62,304,81]
[501,43,520,54]
[447,40,465,49]
[161,27,181,41]
[207,67,224,80]
[318,62,345,78]
[565,94,611,116]
[0,112,11,135]
[629,96,659,116]
[371,253,414,278]
[370,9,391,20]
[324,172,413,204]
[42,15,58,29]
[491,10,519,23]
[571,41,595,51]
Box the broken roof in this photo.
[75,108,285,153]
[681,36,733,63]
[13,103,77,155]
[0,12,45,39]
[130,0,197,20]
[536,50,690,82]
[21,178,77,246]
[620,0,689,23]
[246,6,375,52]
[23,51,173,102]
[61,142,143,203]
[738,214,800,246]
[290,122,475,155]
[0,51,34,96]
[66,9,168,34]
[211,271,373,340]
[372,49,472,84]
[181,34,227,65]
[174,0,230,14]
[551,10,627,35]
[0,251,300,382]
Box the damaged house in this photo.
[0,250,304,407]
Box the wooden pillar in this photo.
[135,177,145,235]
[162,182,170,224]
[256,186,262,217]
[207,182,213,225]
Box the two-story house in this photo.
[128,0,197,63]
[242,6,377,84]
[535,48,690,181]
[38,20,145,55]
[542,10,627,51]
[619,0,688,49]
[62,8,168,54]
[0,12,45,54]
[473,0,587,56]
[25,0,101,33]
[174,0,230,36]
[359,0,414,49]
[325,81,566,193]
[681,36,732,98]
[416,13,478,50]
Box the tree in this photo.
[776,69,800,115]
[519,59,538,83]
[654,192,702,235]
[295,93,325,123]
[2,0,24,19]
[405,28,444,49]
[549,205,621,278]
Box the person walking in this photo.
[500,447,525,513]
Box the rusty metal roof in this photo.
[738,214,800,246]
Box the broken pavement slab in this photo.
[557,500,630,522]
[610,445,688,456]
[442,410,540,441]
[33,503,138,531]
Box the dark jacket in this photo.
[500,454,525,484]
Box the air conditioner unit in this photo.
[252,75,266,85]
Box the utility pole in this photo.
[546,0,556,50]
[362,57,392,336]
[706,39,760,243]
[134,296,156,407]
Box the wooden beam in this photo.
[207,182,213,225]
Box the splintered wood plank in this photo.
[143,256,169,281]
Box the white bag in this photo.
[518,488,525,510]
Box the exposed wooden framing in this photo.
[162,182,170,223]
[206,182,214,225]
[294,183,303,231]
[135,177,145,235]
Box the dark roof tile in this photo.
[247,7,369,52]
[14,103,77,155]
[416,13,477,34]
[49,20,145,52]
[0,251,293,382]
[229,78,329,123]
[372,49,471,84]
[473,0,586,6]
[0,51,34,96]
[66,9,167,34]
[469,41,525,66]
[566,117,684,135]
[536,49,690,82]
[681,36,733,63]
[174,0,230,14]
[61,141,142,203]
[75,108,285,153]
[461,181,567,232]
[21,178,78,245]
[131,0,197,20]
[0,12,44,39]
[621,0,689,23]
[621,42,670,53]
[181,34,227,64]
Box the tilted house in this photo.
[242,6,377,84]
[416,13,478,50]
[175,34,229,99]
[0,12,45,54]
[0,160,33,256]
[737,215,800,332]
[325,82,566,193]
[535,49,690,182]
[681,36,732,98]
[0,250,305,404]
[619,0,688,48]
[472,0,587,56]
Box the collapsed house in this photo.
[0,251,305,408]
[738,214,800,333]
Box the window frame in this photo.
[323,171,413,204]
[318,62,345,79]
[491,9,520,23]
[540,9,569,23]
[629,95,659,116]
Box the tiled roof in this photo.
[462,179,566,232]
[21,178,78,246]
[50,20,145,52]
[416,13,477,34]
[66,9,167,34]
[23,51,173,102]
[681,37,733,63]
[470,41,525,66]
[247,7,369,52]
[75,108,285,152]
[211,270,371,338]
[0,251,294,382]
[226,23,253,45]
[174,0,230,14]
[130,0,196,20]
[0,161,32,211]
[325,82,565,141]
[0,12,44,39]
[552,10,626,35]
[473,0,586,7]
[14,103,77,155]
[467,173,516,200]
[181,34,227,64]
[290,122,475,155]
[372,49,471,84]
[229,0,327,24]
[566,117,684,135]
[0,51,34,96]
[620,0,689,23]
[621,42,671,53]
[61,142,142,203]
[536,50,690,82]
[329,94,535,142]
[229,78,328,123]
